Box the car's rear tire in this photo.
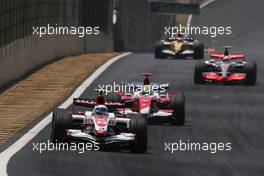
[194,61,206,84]
[155,45,166,59]
[129,117,148,153]
[193,43,204,59]
[244,61,257,85]
[170,93,185,125]
[51,108,72,143]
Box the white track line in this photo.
[187,0,216,32]
[0,52,131,176]
[200,0,216,9]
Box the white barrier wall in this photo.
[0,33,113,87]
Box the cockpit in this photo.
[93,105,108,116]
[141,85,152,95]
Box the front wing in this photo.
[203,72,247,83]
[161,49,194,58]
[67,129,135,145]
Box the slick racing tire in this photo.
[193,43,204,60]
[129,117,148,153]
[155,45,166,59]
[244,61,257,85]
[194,61,206,84]
[51,108,72,143]
[170,93,185,125]
[106,92,121,102]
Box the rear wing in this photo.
[210,52,245,60]
[73,98,125,109]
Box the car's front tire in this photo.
[155,45,166,59]
[51,108,72,143]
[244,61,257,85]
[194,61,206,84]
[170,93,185,125]
[129,117,148,153]
[193,43,204,60]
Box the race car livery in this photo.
[155,36,204,59]
[107,73,185,125]
[51,91,147,153]
[194,47,257,85]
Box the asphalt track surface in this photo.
[6,0,264,175]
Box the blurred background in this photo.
[0,0,199,87]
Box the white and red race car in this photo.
[51,91,147,153]
[107,73,185,125]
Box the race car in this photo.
[194,46,257,85]
[107,73,185,125]
[51,90,148,153]
[155,34,204,59]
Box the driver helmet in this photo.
[223,56,230,61]
[94,105,108,116]
[177,33,183,38]
[142,85,151,95]
[176,37,183,42]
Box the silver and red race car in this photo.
[107,73,185,125]
[51,91,147,153]
[194,47,257,85]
